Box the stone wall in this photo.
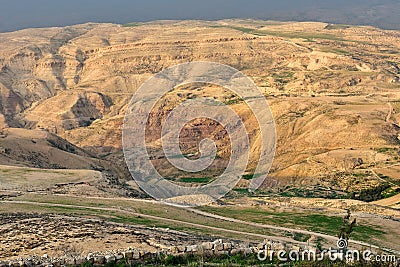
[0,239,308,267]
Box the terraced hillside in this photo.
[0,19,400,260]
[0,19,399,196]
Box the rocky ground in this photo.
[0,213,214,261]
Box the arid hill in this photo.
[0,19,399,199]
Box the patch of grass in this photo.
[324,24,352,30]
[241,173,263,180]
[379,49,399,55]
[293,232,312,242]
[242,174,253,180]
[278,186,348,199]
[382,187,400,199]
[253,30,348,42]
[352,172,369,178]
[179,177,212,183]
[350,184,392,202]
[209,25,254,34]
[109,215,162,226]
[223,98,244,105]
[271,71,295,84]
[210,25,349,42]
[197,206,384,242]
[375,147,397,154]
[232,188,250,195]
[319,47,351,55]
[166,154,188,159]
[121,22,143,27]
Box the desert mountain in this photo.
[0,19,399,198]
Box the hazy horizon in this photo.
[0,0,399,32]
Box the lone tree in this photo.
[338,209,357,241]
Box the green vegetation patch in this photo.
[209,25,349,42]
[209,25,254,34]
[324,24,352,30]
[375,147,398,154]
[253,30,347,42]
[121,22,143,27]
[242,173,264,180]
[197,206,384,242]
[319,47,351,55]
[349,184,400,202]
[179,177,212,183]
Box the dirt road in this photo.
[1,198,391,252]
